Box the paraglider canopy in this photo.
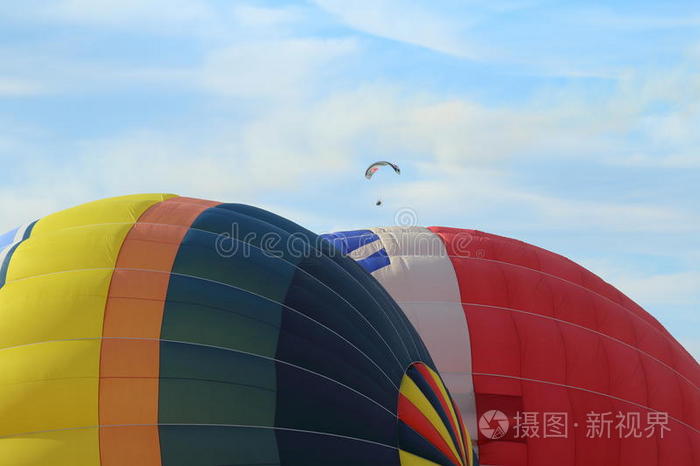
[365,161,400,179]
[365,161,400,207]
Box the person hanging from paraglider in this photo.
[365,161,400,206]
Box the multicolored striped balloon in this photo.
[0,195,475,466]
[322,226,700,466]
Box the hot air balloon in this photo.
[0,195,475,466]
[321,226,700,466]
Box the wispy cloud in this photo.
[198,38,358,99]
[1,1,698,358]
[312,0,477,58]
[571,7,700,31]
[38,0,218,32]
[0,77,45,97]
[4,0,304,43]
[383,165,698,234]
[611,153,700,168]
[4,77,695,233]
[232,4,302,27]
[612,270,700,308]
[578,257,700,342]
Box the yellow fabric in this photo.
[400,376,463,466]
[0,194,173,465]
[399,449,441,466]
[29,193,176,238]
[0,271,112,351]
[0,428,98,466]
[424,365,473,465]
[467,429,474,466]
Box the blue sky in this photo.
[1,1,698,358]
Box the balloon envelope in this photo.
[321,226,700,466]
[0,195,474,466]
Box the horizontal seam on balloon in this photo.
[1,266,404,384]
[139,376,277,392]
[204,206,420,367]
[105,293,399,391]
[0,336,398,418]
[0,423,399,449]
[398,300,700,393]
[162,201,414,361]
[6,217,416,368]
[471,372,700,435]
[319,233,650,324]
[191,218,416,368]
[108,295,279,326]
[378,253,679,354]
[323,233,677,357]
[0,376,270,391]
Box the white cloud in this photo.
[232,4,301,27]
[573,7,700,31]
[611,153,700,168]
[581,258,700,307]
[199,38,358,99]
[312,0,476,58]
[244,67,697,172]
[381,164,698,234]
[0,77,45,97]
[0,0,696,360]
[6,77,696,235]
[1,1,311,43]
[39,0,217,32]
[0,34,358,99]
[72,131,282,200]
[0,187,91,234]
[599,267,700,308]
[0,17,697,237]
[0,151,99,232]
[615,271,700,308]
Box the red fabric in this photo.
[428,227,700,466]
[398,394,463,466]
[413,363,467,460]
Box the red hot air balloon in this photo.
[321,226,700,466]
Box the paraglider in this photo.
[0,195,476,466]
[365,161,400,206]
[322,226,700,466]
[365,161,401,179]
